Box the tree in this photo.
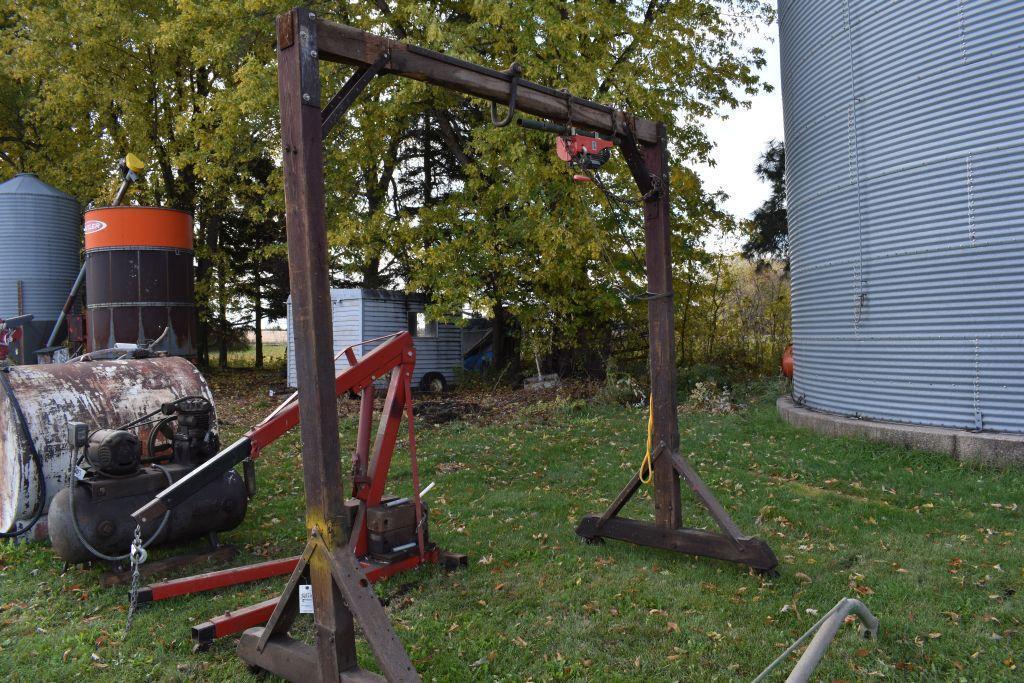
[1,0,776,376]
[741,139,788,264]
[357,0,776,375]
[0,0,290,366]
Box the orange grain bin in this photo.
[83,206,196,356]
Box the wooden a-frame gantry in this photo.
[245,8,778,681]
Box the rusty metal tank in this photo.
[83,206,196,357]
[0,356,214,537]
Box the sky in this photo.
[692,24,783,253]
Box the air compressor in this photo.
[48,395,248,564]
[0,356,248,563]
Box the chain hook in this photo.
[125,524,146,634]
[490,62,523,127]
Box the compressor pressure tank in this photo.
[84,206,197,357]
[0,356,212,537]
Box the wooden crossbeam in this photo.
[311,18,659,144]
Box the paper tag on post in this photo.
[73,466,86,481]
[299,584,313,613]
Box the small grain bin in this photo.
[83,206,196,357]
[0,173,81,363]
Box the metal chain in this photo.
[125,524,147,634]
[570,162,670,303]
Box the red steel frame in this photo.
[135,331,461,648]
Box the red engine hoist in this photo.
[130,331,465,649]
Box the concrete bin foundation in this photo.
[777,396,1024,467]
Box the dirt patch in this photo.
[203,367,602,433]
[414,400,482,425]
[435,461,469,473]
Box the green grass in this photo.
[1,377,1022,681]
[225,342,287,371]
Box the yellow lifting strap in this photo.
[638,396,654,485]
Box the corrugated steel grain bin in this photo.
[779,0,1024,432]
[0,174,81,362]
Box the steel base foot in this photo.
[439,551,468,571]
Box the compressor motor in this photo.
[85,429,142,476]
[48,396,249,564]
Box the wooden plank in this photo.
[275,8,358,678]
[254,539,316,653]
[593,470,642,530]
[575,516,779,571]
[238,629,385,683]
[101,545,237,588]
[313,19,659,144]
[670,451,748,542]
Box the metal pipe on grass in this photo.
[752,597,879,683]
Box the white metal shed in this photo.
[286,288,463,390]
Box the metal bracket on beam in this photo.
[296,10,320,107]
[321,52,389,140]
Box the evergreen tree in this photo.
[741,139,787,265]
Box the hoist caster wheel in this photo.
[579,534,605,546]
[755,567,780,580]
[192,641,212,654]
[246,664,266,677]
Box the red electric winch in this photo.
[556,131,615,169]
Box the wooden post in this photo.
[273,7,357,676]
[577,121,777,572]
[641,127,682,529]
[239,11,421,682]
